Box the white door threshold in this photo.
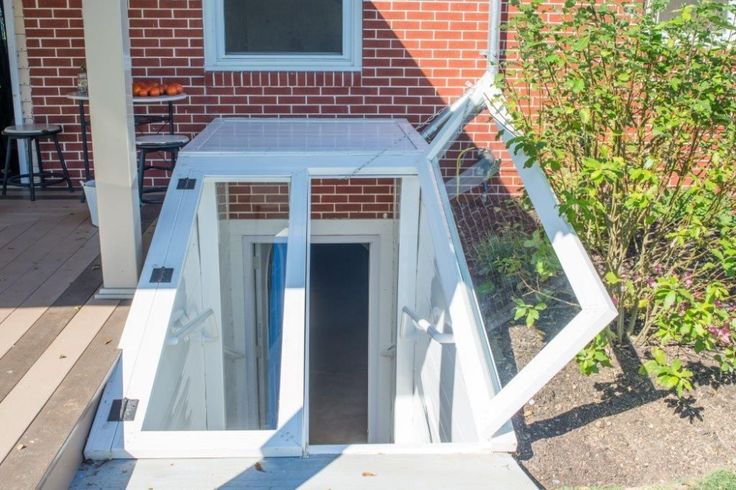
[72,453,537,489]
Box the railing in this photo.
[166,308,215,345]
[400,306,455,344]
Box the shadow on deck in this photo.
[0,191,159,489]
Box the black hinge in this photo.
[108,398,139,422]
[150,267,174,283]
[177,177,197,190]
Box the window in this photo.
[658,0,734,22]
[204,0,362,72]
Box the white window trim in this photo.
[203,0,363,72]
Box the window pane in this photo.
[659,0,695,21]
[224,0,343,54]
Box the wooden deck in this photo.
[0,194,156,489]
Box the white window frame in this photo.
[203,0,363,72]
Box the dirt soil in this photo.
[489,322,736,489]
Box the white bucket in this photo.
[81,180,99,227]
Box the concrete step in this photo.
[72,453,538,489]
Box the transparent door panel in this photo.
[142,179,297,432]
[394,187,485,444]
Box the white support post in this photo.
[197,182,226,430]
[393,176,420,443]
[82,0,142,298]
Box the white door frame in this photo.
[228,219,395,447]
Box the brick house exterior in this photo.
[18,0,519,200]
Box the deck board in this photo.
[0,296,118,462]
[0,302,130,490]
[0,255,103,402]
[0,217,64,270]
[0,211,90,292]
[0,220,35,249]
[0,234,100,357]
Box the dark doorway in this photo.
[309,243,370,445]
[0,3,17,174]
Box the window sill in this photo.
[205,57,363,73]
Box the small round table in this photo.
[65,91,188,183]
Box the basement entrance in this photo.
[84,119,527,459]
[309,243,370,444]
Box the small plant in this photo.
[475,221,578,330]
[513,298,547,327]
[576,332,614,375]
[639,347,694,397]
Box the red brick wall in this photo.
[219,178,397,220]
[21,0,519,194]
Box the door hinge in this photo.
[177,177,197,190]
[150,267,174,284]
[108,398,139,422]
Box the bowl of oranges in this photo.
[132,80,184,97]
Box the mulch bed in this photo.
[486,308,736,489]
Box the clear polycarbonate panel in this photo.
[447,161,581,385]
[402,189,483,444]
[142,180,292,431]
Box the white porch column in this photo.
[82,0,142,298]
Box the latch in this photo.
[108,398,139,422]
[150,267,174,283]
[176,177,197,190]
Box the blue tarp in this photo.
[266,243,287,428]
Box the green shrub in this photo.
[497,0,736,392]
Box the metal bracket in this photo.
[150,267,174,283]
[108,398,139,422]
[176,177,196,190]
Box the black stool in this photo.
[136,134,189,204]
[2,124,74,201]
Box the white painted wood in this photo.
[0,297,118,462]
[196,181,226,430]
[82,0,142,293]
[286,171,310,454]
[393,177,421,444]
[178,156,420,178]
[72,453,537,489]
[84,357,123,460]
[203,0,362,72]
[2,0,28,173]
